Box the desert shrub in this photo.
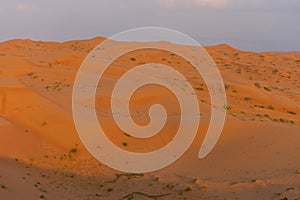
[287,111,297,115]
[1,184,7,189]
[279,118,289,123]
[244,97,251,101]
[254,83,261,88]
[224,105,232,111]
[255,105,265,109]
[69,148,77,154]
[184,185,192,192]
[264,87,272,92]
[195,87,204,91]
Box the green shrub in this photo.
[69,148,77,154]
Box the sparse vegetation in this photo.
[106,173,144,183]
[1,184,7,189]
[69,148,77,154]
[235,69,242,74]
[154,176,160,182]
[271,118,295,124]
[254,83,261,88]
[264,87,272,92]
[195,87,204,91]
[244,97,252,101]
[184,185,192,192]
[287,111,297,115]
[45,86,51,90]
[224,105,232,111]
[165,183,175,190]
[120,192,170,200]
[256,114,264,118]
[27,72,34,76]
[259,55,265,59]
[130,57,136,61]
[26,72,39,79]
[279,118,289,123]
[44,81,69,91]
[192,177,199,183]
[255,105,265,109]
[39,188,47,193]
[201,185,208,190]
[264,114,270,118]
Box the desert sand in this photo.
[0,38,299,200]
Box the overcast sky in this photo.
[0,0,299,51]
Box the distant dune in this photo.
[292,51,300,56]
[0,38,299,200]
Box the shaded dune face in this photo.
[0,90,7,115]
[95,48,205,153]
[0,38,299,200]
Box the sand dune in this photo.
[0,38,299,200]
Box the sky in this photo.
[0,0,299,51]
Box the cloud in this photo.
[160,0,176,8]
[194,0,229,7]
[15,1,40,12]
[159,0,230,8]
